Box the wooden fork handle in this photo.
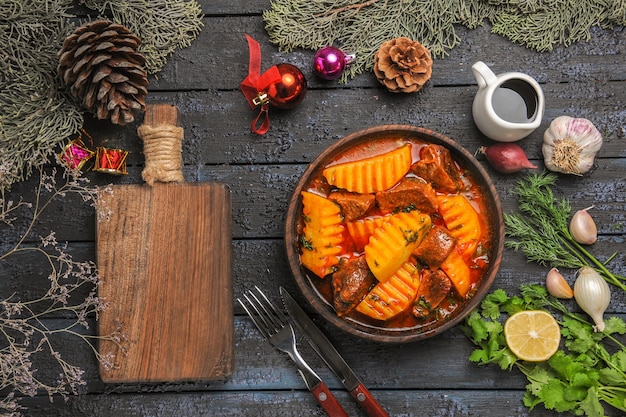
[311,381,349,417]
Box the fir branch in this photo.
[488,0,606,51]
[316,0,382,17]
[0,0,84,190]
[265,0,489,82]
[80,0,204,74]
[264,0,626,80]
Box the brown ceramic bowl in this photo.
[285,125,504,343]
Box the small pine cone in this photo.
[58,20,148,125]
[373,38,433,93]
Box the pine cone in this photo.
[58,20,148,125]
[373,38,433,93]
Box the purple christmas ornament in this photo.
[313,46,354,80]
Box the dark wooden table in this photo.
[3,1,626,416]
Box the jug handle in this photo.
[471,61,497,89]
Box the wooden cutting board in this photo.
[96,182,233,383]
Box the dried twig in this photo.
[0,167,126,415]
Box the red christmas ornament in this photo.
[266,63,306,109]
[240,35,307,134]
[94,147,129,175]
[59,137,94,170]
[313,46,354,80]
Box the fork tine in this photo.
[238,286,288,338]
[241,292,277,337]
[252,286,289,326]
[238,296,271,339]
[247,290,280,332]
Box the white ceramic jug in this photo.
[471,61,545,142]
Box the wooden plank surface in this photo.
[96,183,233,382]
[2,0,625,416]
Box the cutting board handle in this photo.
[137,104,185,185]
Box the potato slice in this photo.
[356,262,421,321]
[299,191,345,278]
[364,210,431,282]
[322,144,412,193]
[345,215,390,252]
[440,249,471,298]
[437,194,482,257]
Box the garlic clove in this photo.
[573,266,610,332]
[546,267,574,299]
[542,116,603,175]
[569,206,598,245]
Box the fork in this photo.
[238,287,349,417]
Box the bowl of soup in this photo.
[285,125,505,343]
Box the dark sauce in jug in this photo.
[491,79,538,123]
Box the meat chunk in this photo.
[328,191,375,222]
[412,269,452,319]
[412,225,457,269]
[375,177,438,214]
[411,144,463,193]
[332,256,375,316]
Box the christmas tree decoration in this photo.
[313,46,354,80]
[58,131,95,170]
[58,20,149,126]
[373,37,432,93]
[265,63,307,109]
[240,35,307,134]
[94,147,129,175]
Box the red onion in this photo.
[478,143,538,174]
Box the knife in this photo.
[280,287,389,417]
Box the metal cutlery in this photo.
[280,287,389,417]
[238,287,348,417]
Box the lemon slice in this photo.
[504,310,561,362]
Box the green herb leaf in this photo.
[598,368,626,386]
[605,316,626,336]
[577,387,605,417]
[539,378,578,412]
[612,350,626,373]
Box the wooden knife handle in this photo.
[310,381,349,417]
[350,383,389,417]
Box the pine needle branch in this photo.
[264,0,626,80]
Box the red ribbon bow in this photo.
[240,35,282,134]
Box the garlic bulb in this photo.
[574,266,610,332]
[569,206,598,245]
[546,268,574,299]
[542,116,603,175]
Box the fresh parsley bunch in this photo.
[462,285,626,416]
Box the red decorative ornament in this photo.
[58,129,95,170]
[240,35,307,134]
[59,139,94,170]
[313,46,354,80]
[94,147,129,175]
[265,63,306,109]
